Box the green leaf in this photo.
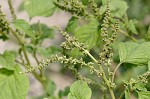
[13,19,34,38]
[138,91,150,99]
[102,0,107,4]
[101,0,128,17]
[74,18,99,49]
[68,80,92,99]
[0,66,29,99]
[70,48,83,58]
[82,0,89,5]
[24,0,56,18]
[25,44,34,53]
[37,46,60,58]
[66,16,79,33]
[68,93,76,99]
[31,23,54,40]
[126,20,138,35]
[45,81,56,96]
[0,51,16,70]
[125,89,130,99]
[133,83,147,91]
[116,66,147,84]
[118,42,150,65]
[58,87,70,98]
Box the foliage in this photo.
[68,80,92,99]
[0,0,150,99]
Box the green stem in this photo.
[33,48,39,64]
[8,1,47,93]
[10,27,46,89]
[8,0,17,20]
[57,26,115,98]
[112,62,122,83]
[10,28,30,66]
[33,48,44,78]
[119,30,137,42]
[22,46,31,66]
[119,91,125,99]
[84,50,115,99]
[84,50,98,63]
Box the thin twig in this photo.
[112,62,122,83]
[119,29,137,42]
[8,0,17,20]
[84,50,115,99]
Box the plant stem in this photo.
[22,46,31,65]
[8,0,17,20]
[119,29,137,42]
[33,48,44,78]
[10,27,46,89]
[7,1,47,90]
[112,62,122,83]
[33,48,39,64]
[84,50,98,63]
[119,91,125,99]
[84,50,115,99]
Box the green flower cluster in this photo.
[89,0,101,19]
[23,26,101,77]
[0,6,10,40]
[139,70,150,83]
[99,2,119,67]
[21,1,120,98]
[55,26,87,52]
[54,0,89,17]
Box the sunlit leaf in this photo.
[74,18,99,49]
[101,0,128,17]
[118,42,150,64]
[31,23,54,40]
[13,19,34,38]
[0,66,29,99]
[133,83,147,91]
[45,81,56,96]
[0,51,15,70]
[58,87,70,98]
[66,16,79,33]
[126,20,138,35]
[138,91,150,99]
[37,46,60,58]
[68,80,92,99]
[24,0,56,17]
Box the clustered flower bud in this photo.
[21,0,121,92]
[89,0,101,19]
[54,0,89,17]
[22,54,102,77]
[139,71,150,84]
[99,1,119,67]
[55,26,87,52]
[0,6,10,40]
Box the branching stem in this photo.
[112,62,122,83]
[84,50,115,99]
[9,24,46,90]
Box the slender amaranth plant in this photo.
[0,0,150,99]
